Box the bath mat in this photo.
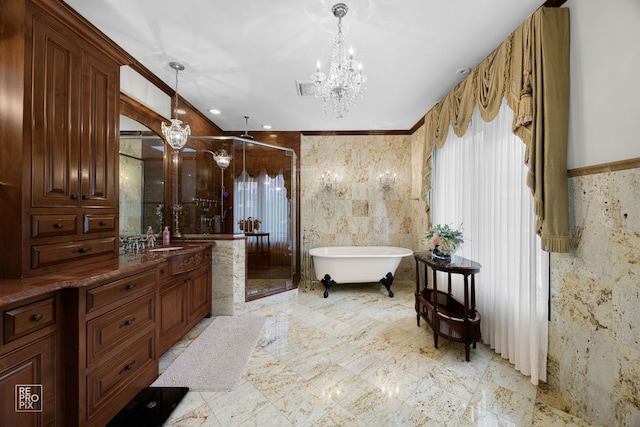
[152,315,266,391]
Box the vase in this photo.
[431,248,452,262]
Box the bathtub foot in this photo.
[321,274,336,298]
[380,272,394,297]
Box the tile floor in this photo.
[161,281,595,426]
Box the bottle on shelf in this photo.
[163,226,170,245]
[147,225,154,236]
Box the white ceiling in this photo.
[63,0,545,132]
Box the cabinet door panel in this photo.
[80,51,118,208]
[187,266,211,324]
[0,334,57,427]
[31,19,81,208]
[159,279,187,354]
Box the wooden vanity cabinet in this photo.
[65,267,159,427]
[0,293,61,426]
[158,248,212,354]
[0,0,124,279]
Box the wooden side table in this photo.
[414,252,481,361]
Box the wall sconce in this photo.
[213,149,232,170]
[321,170,337,191]
[379,170,397,190]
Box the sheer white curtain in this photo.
[431,99,549,384]
[234,168,291,264]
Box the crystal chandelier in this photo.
[311,3,367,119]
[162,62,191,150]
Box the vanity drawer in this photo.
[84,214,116,233]
[3,297,56,343]
[86,293,155,365]
[171,250,203,274]
[86,269,156,314]
[157,261,171,282]
[31,214,78,238]
[86,331,156,420]
[31,237,116,269]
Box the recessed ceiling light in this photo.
[262,124,272,130]
[209,109,221,115]
[456,67,471,76]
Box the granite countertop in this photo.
[0,243,213,307]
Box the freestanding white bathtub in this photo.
[309,246,413,298]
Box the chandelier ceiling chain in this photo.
[162,61,191,150]
[311,3,367,119]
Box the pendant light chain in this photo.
[174,67,179,117]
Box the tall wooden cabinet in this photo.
[0,0,124,279]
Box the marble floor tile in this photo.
[404,376,469,424]
[467,381,535,426]
[162,280,596,427]
[337,381,404,426]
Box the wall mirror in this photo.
[118,115,166,237]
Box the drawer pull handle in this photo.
[72,247,92,254]
[161,269,167,273]
[82,195,90,200]
[54,223,64,229]
[120,283,137,292]
[99,221,107,226]
[119,317,136,328]
[70,194,79,200]
[32,313,43,322]
[119,361,136,375]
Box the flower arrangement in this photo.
[422,223,464,258]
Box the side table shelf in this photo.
[414,252,482,361]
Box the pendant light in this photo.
[162,62,191,150]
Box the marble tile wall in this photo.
[211,237,299,316]
[548,167,640,426]
[211,239,242,316]
[300,134,416,280]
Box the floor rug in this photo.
[152,315,266,391]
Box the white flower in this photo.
[421,223,464,256]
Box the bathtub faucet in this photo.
[303,227,320,243]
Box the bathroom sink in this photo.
[147,246,184,252]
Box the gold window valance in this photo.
[234,148,293,199]
[422,7,570,253]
